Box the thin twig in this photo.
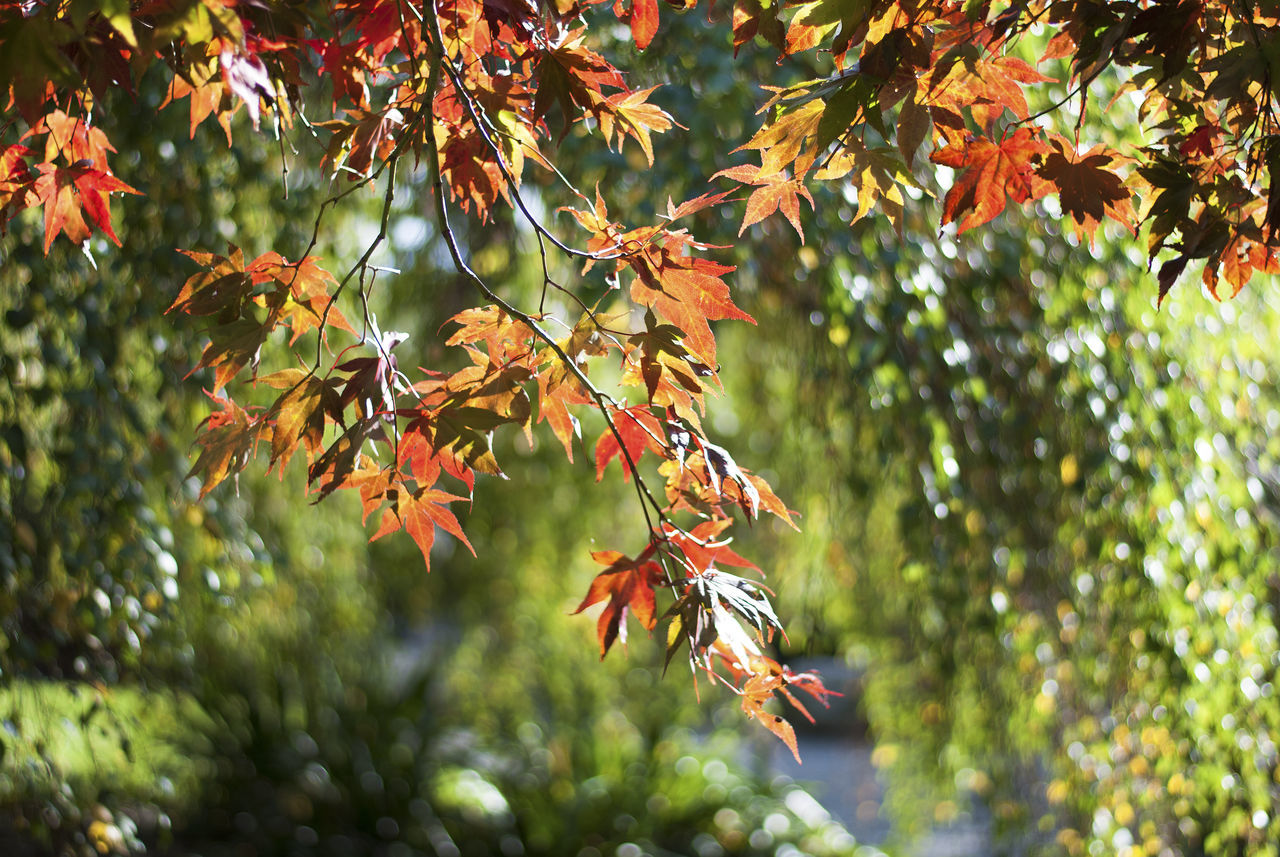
[421,22,672,540]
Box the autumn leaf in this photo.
[259,254,357,343]
[34,110,116,169]
[595,405,666,481]
[741,672,800,762]
[259,368,336,473]
[594,86,675,166]
[574,548,664,657]
[932,127,1051,233]
[621,0,660,49]
[0,144,34,223]
[1035,137,1135,243]
[170,247,253,317]
[731,0,785,55]
[714,163,814,242]
[739,97,824,178]
[445,305,534,359]
[784,0,875,60]
[813,138,915,232]
[534,33,625,132]
[626,308,712,414]
[31,167,87,248]
[32,163,139,252]
[194,318,272,391]
[318,108,403,179]
[627,233,754,366]
[188,391,264,498]
[371,479,476,572]
[925,54,1055,132]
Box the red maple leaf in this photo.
[33,162,139,251]
[574,547,664,657]
[616,0,659,49]
[595,405,666,481]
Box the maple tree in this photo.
[3,0,1277,755]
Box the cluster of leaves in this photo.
[0,0,838,752]
[717,0,1280,301]
[5,0,1280,756]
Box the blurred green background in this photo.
[3,11,1280,857]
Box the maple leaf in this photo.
[666,519,757,575]
[162,72,235,144]
[171,247,253,316]
[371,480,476,572]
[318,108,403,179]
[627,233,753,366]
[0,144,35,224]
[895,94,931,167]
[574,548,664,658]
[537,368,590,459]
[188,391,264,498]
[259,368,336,473]
[258,254,357,343]
[618,0,660,49]
[739,97,824,178]
[932,127,1051,233]
[660,447,797,528]
[314,36,370,109]
[33,163,140,252]
[439,127,509,219]
[34,110,116,169]
[309,420,380,500]
[731,0,785,55]
[1179,123,1220,159]
[595,405,666,481]
[924,54,1055,132]
[593,86,675,167]
[741,672,800,762]
[1205,233,1280,300]
[533,33,625,132]
[445,305,534,359]
[625,307,712,416]
[195,317,272,391]
[534,308,619,459]
[714,163,814,242]
[1035,137,1135,243]
[404,361,532,477]
[812,138,915,232]
[784,0,875,60]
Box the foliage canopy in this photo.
[3,0,1279,760]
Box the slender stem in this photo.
[421,19,672,541]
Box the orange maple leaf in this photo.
[618,0,660,49]
[628,233,754,365]
[932,127,1051,233]
[371,480,476,572]
[714,163,814,242]
[574,548,665,658]
[595,405,666,481]
[594,86,675,166]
